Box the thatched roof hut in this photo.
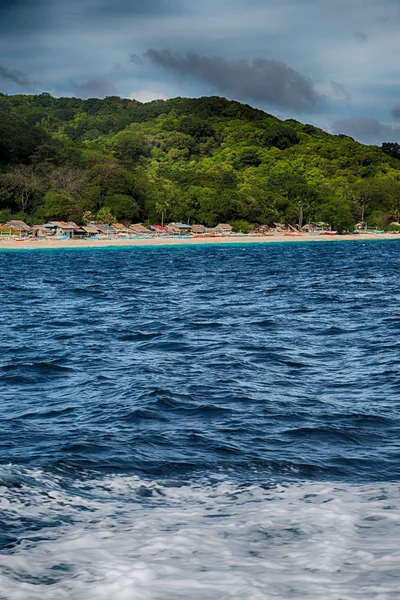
[191,224,207,234]
[166,224,181,235]
[30,225,53,237]
[82,225,100,235]
[129,224,150,234]
[96,224,115,235]
[216,223,233,233]
[113,223,129,233]
[4,220,31,235]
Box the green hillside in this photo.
[1,92,400,231]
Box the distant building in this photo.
[129,224,150,235]
[166,224,181,235]
[173,222,191,233]
[216,223,233,234]
[191,224,207,234]
[95,224,116,236]
[149,225,168,234]
[43,221,84,237]
[81,224,100,236]
[4,220,31,236]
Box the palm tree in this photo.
[156,198,170,227]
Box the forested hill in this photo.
[1,92,400,231]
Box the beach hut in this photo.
[191,224,207,235]
[174,222,191,234]
[42,221,83,237]
[113,223,129,234]
[4,220,31,237]
[81,224,100,237]
[216,223,233,235]
[149,224,168,235]
[166,224,181,235]
[96,224,116,237]
[129,224,150,235]
[29,225,53,238]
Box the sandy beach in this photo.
[0,232,399,250]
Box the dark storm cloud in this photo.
[72,78,119,99]
[333,117,400,144]
[144,49,322,112]
[0,66,31,86]
[391,106,400,120]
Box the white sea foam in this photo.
[0,469,399,599]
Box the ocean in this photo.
[0,240,399,599]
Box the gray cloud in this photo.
[129,53,143,65]
[333,117,400,144]
[71,78,119,99]
[144,49,322,112]
[391,106,400,121]
[331,80,351,102]
[354,31,368,42]
[0,65,31,86]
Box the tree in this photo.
[314,197,354,232]
[42,189,77,221]
[102,194,140,222]
[156,197,170,227]
[82,210,95,224]
[382,142,400,160]
[6,165,40,213]
[262,123,299,150]
[114,132,151,163]
[96,207,116,224]
[236,147,262,168]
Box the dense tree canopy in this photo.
[0,92,400,230]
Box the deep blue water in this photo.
[0,240,399,599]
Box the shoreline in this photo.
[0,233,399,251]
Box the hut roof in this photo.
[113,223,128,231]
[4,220,31,231]
[167,224,181,234]
[96,224,115,234]
[174,222,191,229]
[150,224,168,232]
[43,221,80,231]
[129,224,149,234]
[82,225,99,234]
[216,223,233,231]
[191,224,207,233]
[30,225,52,233]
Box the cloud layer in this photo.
[0,66,31,86]
[71,78,118,99]
[145,50,322,112]
[333,117,400,144]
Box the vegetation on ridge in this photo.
[1,92,400,230]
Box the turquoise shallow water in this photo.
[0,241,399,598]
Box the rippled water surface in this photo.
[0,241,399,598]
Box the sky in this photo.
[1,0,400,143]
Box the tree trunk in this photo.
[361,196,366,223]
